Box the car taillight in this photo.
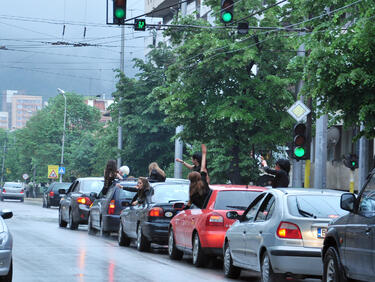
[2,189,5,193]
[20,189,24,194]
[108,200,115,215]
[206,213,224,226]
[77,197,92,206]
[277,221,302,239]
[49,191,54,197]
[149,207,164,217]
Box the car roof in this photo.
[209,184,268,192]
[76,177,104,181]
[274,188,346,196]
[4,182,21,184]
[151,182,189,187]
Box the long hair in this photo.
[138,177,150,199]
[148,162,166,178]
[104,159,117,180]
[188,171,205,197]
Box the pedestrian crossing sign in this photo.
[48,165,59,179]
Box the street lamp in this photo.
[57,88,67,183]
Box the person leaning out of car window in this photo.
[148,162,166,182]
[260,156,290,188]
[131,177,152,206]
[101,159,121,196]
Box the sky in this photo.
[0,0,159,101]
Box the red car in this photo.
[168,184,267,266]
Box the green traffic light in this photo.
[352,161,356,166]
[222,12,233,23]
[294,147,305,158]
[115,8,125,19]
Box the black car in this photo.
[88,178,138,236]
[118,182,189,251]
[322,168,375,282]
[58,177,104,230]
[42,182,71,208]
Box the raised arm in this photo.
[200,144,207,173]
[176,158,194,170]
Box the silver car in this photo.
[0,210,13,282]
[1,182,25,202]
[223,188,348,281]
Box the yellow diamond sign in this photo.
[287,101,311,122]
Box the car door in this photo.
[184,206,203,250]
[173,210,187,248]
[344,172,375,280]
[244,194,276,270]
[69,180,82,219]
[61,181,78,221]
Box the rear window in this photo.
[118,188,136,201]
[53,183,71,192]
[81,180,104,193]
[4,183,22,188]
[152,184,189,203]
[287,195,347,218]
[214,191,262,210]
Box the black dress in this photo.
[264,167,289,188]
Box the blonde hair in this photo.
[148,162,166,178]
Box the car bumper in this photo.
[1,193,24,200]
[269,246,322,276]
[199,230,226,249]
[102,215,120,232]
[142,221,169,244]
[0,250,12,276]
[48,197,62,206]
[77,205,90,223]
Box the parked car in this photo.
[58,177,104,230]
[322,168,375,282]
[0,209,13,282]
[223,188,348,281]
[88,178,138,236]
[42,182,71,208]
[168,184,267,266]
[118,182,189,251]
[0,182,24,202]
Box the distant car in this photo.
[168,185,267,266]
[322,168,375,282]
[223,188,348,281]
[58,177,104,230]
[118,182,189,251]
[0,182,24,202]
[0,209,13,282]
[42,182,71,208]
[88,178,138,236]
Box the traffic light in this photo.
[134,19,146,31]
[221,0,234,23]
[292,123,308,160]
[343,154,359,171]
[113,0,126,25]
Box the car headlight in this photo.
[0,232,8,248]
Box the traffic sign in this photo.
[22,174,29,180]
[58,166,66,175]
[48,165,59,179]
[287,100,311,122]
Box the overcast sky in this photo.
[0,0,158,100]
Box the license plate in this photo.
[317,227,327,238]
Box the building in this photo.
[11,95,43,129]
[85,98,114,124]
[0,112,9,130]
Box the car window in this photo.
[151,184,189,203]
[73,181,81,193]
[255,195,275,222]
[214,191,262,211]
[287,195,347,218]
[243,194,266,222]
[4,183,22,188]
[118,188,136,201]
[53,183,71,192]
[80,179,104,193]
[358,174,375,217]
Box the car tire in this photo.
[58,208,67,228]
[192,233,206,267]
[136,225,150,252]
[168,228,183,260]
[69,210,78,230]
[0,197,4,201]
[223,242,241,278]
[0,258,12,282]
[118,222,131,247]
[323,247,348,282]
[260,251,285,282]
[88,214,97,235]
[20,198,24,203]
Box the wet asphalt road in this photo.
[1,199,321,282]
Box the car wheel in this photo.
[0,197,4,201]
[223,242,241,278]
[136,225,150,252]
[168,228,183,260]
[69,210,78,230]
[58,208,67,228]
[261,251,285,282]
[20,197,24,202]
[323,247,348,282]
[118,222,131,247]
[192,233,206,267]
[0,258,12,282]
[88,214,97,235]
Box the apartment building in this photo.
[0,112,9,130]
[11,95,43,129]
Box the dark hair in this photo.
[138,177,150,199]
[104,159,117,180]
[192,152,202,165]
[276,159,291,173]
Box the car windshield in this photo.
[4,183,22,188]
[152,184,189,203]
[287,195,347,218]
[358,173,375,216]
[214,190,262,210]
[81,179,104,193]
[53,183,71,192]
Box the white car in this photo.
[1,182,25,202]
[0,210,13,282]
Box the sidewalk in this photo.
[24,197,43,205]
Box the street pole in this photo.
[60,93,67,183]
[117,25,125,168]
[359,124,369,191]
[314,109,327,189]
[1,133,6,185]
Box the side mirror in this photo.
[226,211,240,220]
[58,189,66,194]
[0,210,13,219]
[121,201,130,207]
[173,202,185,210]
[341,193,356,212]
[90,192,98,199]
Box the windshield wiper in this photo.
[226,205,247,210]
[295,198,315,218]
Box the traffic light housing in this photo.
[343,154,359,171]
[113,0,126,25]
[292,123,308,160]
[221,0,234,23]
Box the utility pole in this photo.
[314,108,327,189]
[359,124,369,191]
[1,134,6,185]
[118,25,125,167]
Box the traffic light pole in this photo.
[117,25,125,167]
[359,124,369,191]
[314,110,328,189]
